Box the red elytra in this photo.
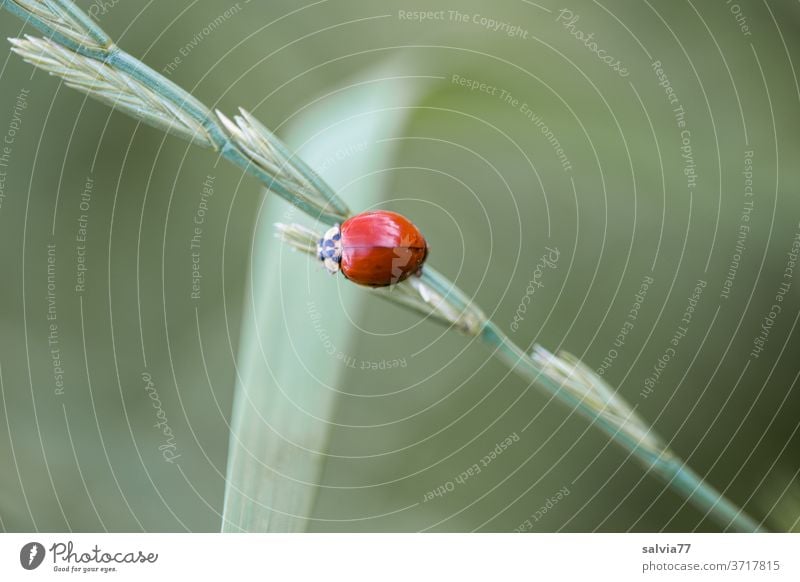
[317,210,428,287]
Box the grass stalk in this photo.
[482,322,763,532]
[4,0,765,533]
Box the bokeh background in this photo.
[1,0,799,532]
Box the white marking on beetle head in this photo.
[317,224,342,274]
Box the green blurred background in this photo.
[1,0,799,532]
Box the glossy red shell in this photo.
[340,211,428,287]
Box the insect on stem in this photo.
[3,0,767,534]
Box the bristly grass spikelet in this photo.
[219,109,351,222]
[8,35,214,147]
[531,346,669,461]
[5,0,112,53]
[274,222,321,256]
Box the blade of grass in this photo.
[222,68,431,531]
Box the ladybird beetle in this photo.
[317,210,429,287]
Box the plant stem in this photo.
[105,48,348,224]
[279,228,766,532]
[481,320,763,532]
[3,0,349,224]
[4,0,766,534]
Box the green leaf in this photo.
[221,62,432,532]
